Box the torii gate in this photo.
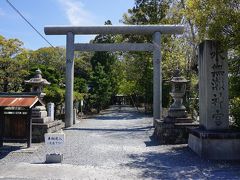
[44,25,184,127]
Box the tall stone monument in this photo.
[199,41,229,129]
[188,40,240,160]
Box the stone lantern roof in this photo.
[25,69,50,86]
[171,68,188,83]
[25,69,50,98]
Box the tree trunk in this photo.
[3,79,8,92]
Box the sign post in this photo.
[44,132,65,163]
[80,100,83,118]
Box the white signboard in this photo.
[81,100,84,106]
[45,133,65,147]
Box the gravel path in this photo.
[0,105,240,179]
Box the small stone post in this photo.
[73,109,77,124]
[47,102,55,120]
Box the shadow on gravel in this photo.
[31,162,46,164]
[124,146,240,179]
[65,126,154,132]
[88,105,152,121]
[93,113,147,121]
[144,135,160,147]
[0,145,21,159]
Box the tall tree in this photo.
[121,0,188,109]
[0,35,29,92]
[29,47,65,73]
[184,0,240,50]
[86,20,120,112]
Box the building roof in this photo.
[0,96,41,108]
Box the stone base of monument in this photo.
[45,153,63,163]
[32,120,65,142]
[154,118,199,144]
[31,106,65,142]
[188,128,240,160]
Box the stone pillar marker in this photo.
[188,40,240,160]
[47,103,55,120]
[199,40,228,130]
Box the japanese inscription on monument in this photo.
[199,41,229,130]
[210,50,225,126]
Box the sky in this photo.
[0,0,135,50]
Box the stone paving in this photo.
[0,105,240,179]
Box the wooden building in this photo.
[0,94,43,148]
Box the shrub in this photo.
[230,97,240,128]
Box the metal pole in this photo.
[27,108,32,148]
[153,32,162,122]
[65,32,75,127]
[0,108,4,147]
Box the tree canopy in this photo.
[0,35,29,92]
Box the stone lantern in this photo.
[154,68,198,144]
[168,68,188,118]
[25,69,50,99]
[24,69,64,143]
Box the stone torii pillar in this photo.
[44,25,184,127]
